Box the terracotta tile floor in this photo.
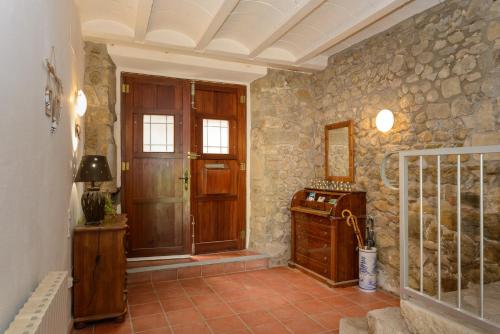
[73,267,399,334]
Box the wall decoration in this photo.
[44,47,64,133]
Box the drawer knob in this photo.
[323,231,327,236]
[323,244,327,248]
[323,256,327,261]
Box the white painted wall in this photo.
[0,0,84,331]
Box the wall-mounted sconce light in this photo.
[376,109,394,133]
[73,89,86,149]
[74,89,87,117]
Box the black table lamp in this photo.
[74,155,113,224]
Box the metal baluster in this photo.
[479,154,484,318]
[457,154,461,309]
[400,155,409,295]
[419,155,424,294]
[437,155,441,301]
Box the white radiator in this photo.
[5,271,70,334]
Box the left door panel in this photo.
[121,73,191,257]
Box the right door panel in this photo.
[191,82,246,254]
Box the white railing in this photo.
[383,145,500,333]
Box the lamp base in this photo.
[84,220,102,226]
[81,188,106,224]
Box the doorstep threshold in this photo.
[127,253,270,274]
[127,254,191,262]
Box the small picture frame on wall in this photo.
[317,196,326,203]
[306,192,316,201]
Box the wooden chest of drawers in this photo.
[290,190,366,285]
[72,215,128,328]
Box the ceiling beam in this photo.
[85,35,323,72]
[134,0,154,41]
[296,0,411,63]
[195,0,240,50]
[249,0,326,58]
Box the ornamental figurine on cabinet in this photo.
[44,47,64,133]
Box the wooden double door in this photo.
[121,73,246,257]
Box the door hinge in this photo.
[240,230,246,240]
[240,162,246,171]
[240,95,246,104]
[122,83,130,94]
[190,80,197,110]
[121,162,130,171]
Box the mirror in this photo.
[325,120,354,182]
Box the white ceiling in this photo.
[76,0,441,74]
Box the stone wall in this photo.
[250,0,500,293]
[250,70,318,265]
[83,42,117,192]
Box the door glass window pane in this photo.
[203,119,229,154]
[143,115,174,152]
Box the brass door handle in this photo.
[179,170,189,191]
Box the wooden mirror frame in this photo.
[324,120,354,182]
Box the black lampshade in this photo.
[74,155,113,183]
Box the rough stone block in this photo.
[481,74,500,97]
[426,103,450,119]
[367,307,410,334]
[441,77,461,98]
[487,21,500,41]
[390,55,405,73]
[400,299,491,334]
[339,317,368,334]
[452,55,477,75]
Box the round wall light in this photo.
[376,109,394,133]
[75,89,87,117]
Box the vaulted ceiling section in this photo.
[76,0,442,73]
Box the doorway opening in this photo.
[120,73,247,259]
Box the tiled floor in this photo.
[73,267,399,334]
